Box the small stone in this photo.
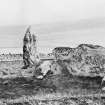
[102,87,105,90]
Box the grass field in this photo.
[0,61,105,105]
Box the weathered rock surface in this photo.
[35,44,105,78]
[23,26,39,69]
[59,44,105,77]
[34,60,62,78]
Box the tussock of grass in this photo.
[0,93,105,105]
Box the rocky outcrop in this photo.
[23,26,40,69]
[58,44,105,77]
[35,44,105,78]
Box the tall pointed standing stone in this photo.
[22,26,40,69]
[29,33,40,65]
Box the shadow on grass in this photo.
[0,74,103,100]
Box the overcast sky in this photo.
[0,0,105,49]
[0,0,105,25]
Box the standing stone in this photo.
[22,26,40,69]
[30,34,40,65]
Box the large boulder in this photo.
[34,44,105,79]
[23,26,40,69]
[59,44,105,77]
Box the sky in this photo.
[0,0,105,50]
[0,0,105,25]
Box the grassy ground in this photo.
[0,61,105,105]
